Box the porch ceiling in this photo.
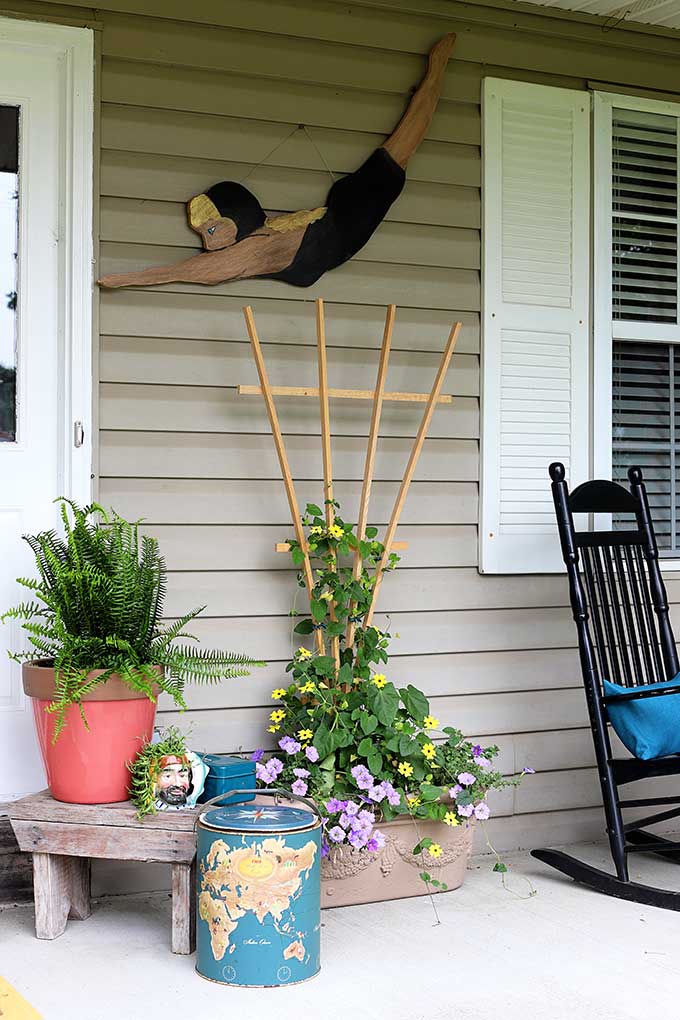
[514,0,680,31]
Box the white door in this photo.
[0,18,93,801]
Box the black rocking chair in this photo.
[531,462,680,910]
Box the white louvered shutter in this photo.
[480,79,590,573]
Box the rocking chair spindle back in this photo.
[552,462,678,693]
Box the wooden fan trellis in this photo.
[241,300,461,675]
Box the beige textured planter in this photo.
[321,816,473,908]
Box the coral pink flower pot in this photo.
[23,661,160,804]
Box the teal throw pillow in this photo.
[604,673,680,761]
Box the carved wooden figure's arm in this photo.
[98,227,306,289]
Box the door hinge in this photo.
[73,420,85,448]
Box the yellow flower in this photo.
[398,761,414,778]
[407,795,421,809]
[319,591,333,602]
[422,742,437,761]
[299,681,316,694]
[423,715,440,730]
[298,729,313,742]
[267,724,280,733]
[444,811,459,827]
[270,709,286,723]
[310,525,324,535]
[428,842,443,859]
[297,647,312,660]
[329,524,344,540]
[271,688,287,700]
[372,673,387,689]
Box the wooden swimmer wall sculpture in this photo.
[98,34,456,291]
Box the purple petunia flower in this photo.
[450,784,462,799]
[250,749,265,762]
[366,829,386,852]
[343,801,359,817]
[256,758,284,785]
[293,767,310,778]
[305,745,320,763]
[472,744,484,758]
[328,825,346,843]
[321,839,330,858]
[457,802,474,818]
[368,785,386,803]
[473,755,491,769]
[348,829,369,849]
[351,764,374,791]
[382,782,401,807]
[279,736,301,756]
[291,779,308,796]
[357,809,375,826]
[325,797,346,814]
[458,772,476,787]
[474,801,490,821]
[523,767,536,775]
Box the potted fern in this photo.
[3,500,263,804]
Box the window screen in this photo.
[613,339,679,554]
[612,108,678,325]
[611,104,680,555]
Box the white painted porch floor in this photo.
[2,841,679,1020]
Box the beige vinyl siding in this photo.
[8,0,680,854]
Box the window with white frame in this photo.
[481,81,680,573]
[595,93,680,558]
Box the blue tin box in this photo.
[198,754,256,805]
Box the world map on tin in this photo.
[198,835,318,963]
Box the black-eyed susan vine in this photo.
[252,502,534,874]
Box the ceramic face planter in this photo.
[151,750,208,811]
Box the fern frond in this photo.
[3,499,265,734]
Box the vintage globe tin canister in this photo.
[196,790,322,987]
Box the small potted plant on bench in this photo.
[3,500,263,804]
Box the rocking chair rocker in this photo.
[531,462,680,909]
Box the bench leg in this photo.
[69,857,91,920]
[171,860,196,955]
[32,853,72,939]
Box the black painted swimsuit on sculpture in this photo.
[270,148,405,287]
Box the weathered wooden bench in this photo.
[8,790,200,954]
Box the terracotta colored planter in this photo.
[321,816,473,908]
[23,661,160,805]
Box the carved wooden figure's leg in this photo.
[383,33,456,168]
[171,860,196,955]
[32,853,73,939]
[68,857,91,920]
